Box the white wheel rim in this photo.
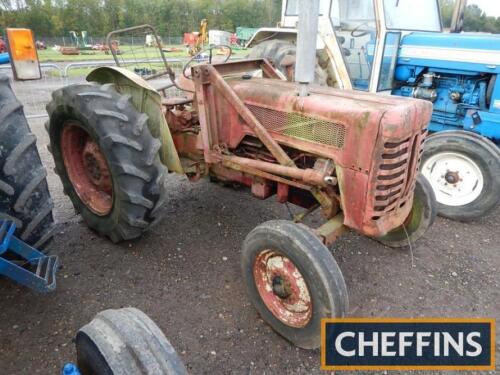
[422,152,484,207]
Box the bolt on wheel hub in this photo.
[422,152,484,207]
[253,250,312,328]
[61,122,113,216]
[272,275,291,299]
[82,140,112,190]
[444,170,460,185]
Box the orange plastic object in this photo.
[6,28,41,80]
[6,28,37,61]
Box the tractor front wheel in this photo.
[421,131,500,221]
[377,174,437,248]
[46,83,168,242]
[241,220,348,349]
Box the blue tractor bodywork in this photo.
[250,0,499,220]
[392,32,500,145]
[0,221,58,293]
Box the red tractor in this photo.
[45,22,436,348]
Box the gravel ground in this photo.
[0,113,498,373]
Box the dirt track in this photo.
[0,118,498,374]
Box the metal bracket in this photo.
[315,214,346,246]
[0,221,58,293]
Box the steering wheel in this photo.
[183,45,232,80]
[351,23,371,38]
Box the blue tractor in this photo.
[0,29,57,292]
[248,0,500,221]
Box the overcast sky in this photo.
[469,0,500,17]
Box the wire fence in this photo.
[3,58,188,119]
[7,26,245,119]
[2,64,66,118]
[8,28,195,117]
[38,36,185,47]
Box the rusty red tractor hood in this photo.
[209,76,432,237]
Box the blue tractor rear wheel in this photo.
[0,75,55,250]
[421,131,500,222]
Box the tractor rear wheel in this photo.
[421,131,500,221]
[46,83,168,242]
[76,308,187,375]
[377,174,437,248]
[248,40,329,86]
[241,220,348,349]
[0,75,55,249]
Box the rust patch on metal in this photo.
[253,250,312,328]
[61,122,113,216]
[182,60,432,238]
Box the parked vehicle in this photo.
[208,30,232,46]
[44,23,436,348]
[188,19,209,56]
[0,63,54,248]
[248,0,500,221]
[0,29,56,292]
[145,33,163,47]
[0,37,7,53]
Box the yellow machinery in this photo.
[189,19,208,56]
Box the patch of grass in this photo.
[39,44,248,63]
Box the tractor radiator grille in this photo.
[246,104,346,149]
[373,129,427,217]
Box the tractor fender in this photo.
[246,28,350,89]
[246,28,327,50]
[246,28,299,48]
[87,66,183,174]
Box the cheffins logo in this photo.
[321,318,495,371]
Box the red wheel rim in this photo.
[61,121,113,216]
[253,250,312,328]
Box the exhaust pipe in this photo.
[295,0,320,96]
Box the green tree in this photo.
[439,0,455,28]
[439,0,500,33]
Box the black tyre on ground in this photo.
[241,220,348,349]
[421,131,500,222]
[248,40,328,86]
[46,83,168,243]
[76,308,188,375]
[0,75,55,249]
[378,174,437,248]
[435,130,500,157]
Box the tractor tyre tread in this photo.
[46,83,168,242]
[427,130,500,157]
[248,40,328,86]
[241,220,348,349]
[76,308,188,375]
[0,75,55,250]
